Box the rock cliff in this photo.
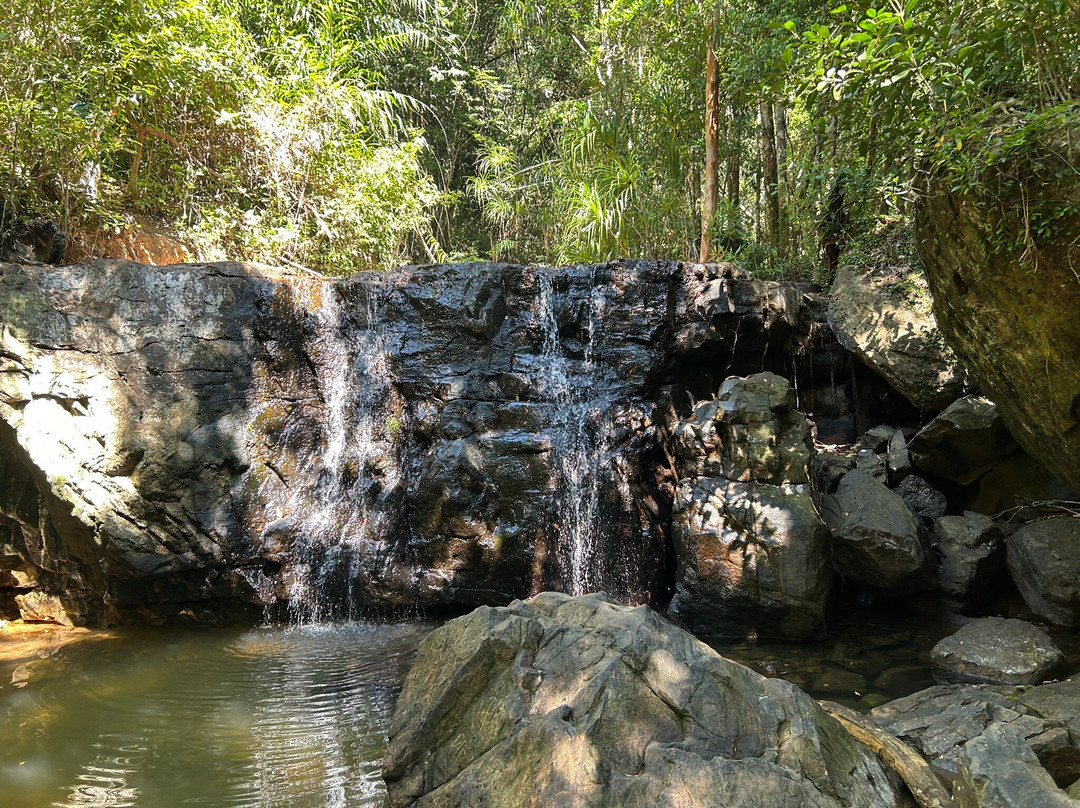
[915,144,1080,491]
[0,258,875,624]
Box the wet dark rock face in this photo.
[0,259,875,625]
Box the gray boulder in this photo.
[1022,679,1080,788]
[384,592,908,808]
[909,396,1018,484]
[1023,679,1080,739]
[895,475,948,521]
[1007,518,1080,628]
[673,372,812,484]
[813,453,855,495]
[930,618,1064,686]
[827,266,968,411]
[932,513,1006,603]
[954,722,1074,808]
[669,373,829,640]
[855,448,889,483]
[871,684,1077,786]
[887,429,913,485]
[669,477,830,640]
[820,469,935,594]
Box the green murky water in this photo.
[0,621,434,808]
[5,600,1070,807]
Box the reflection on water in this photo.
[707,599,960,711]
[0,621,434,808]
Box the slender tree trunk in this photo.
[775,102,790,256]
[820,113,847,272]
[865,110,877,174]
[688,163,702,259]
[826,113,839,170]
[759,99,780,257]
[724,103,740,236]
[699,27,720,262]
[127,129,145,200]
[754,154,762,243]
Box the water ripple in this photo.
[0,621,433,808]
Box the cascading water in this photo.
[277,285,401,622]
[536,271,627,597]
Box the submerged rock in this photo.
[384,592,908,808]
[820,469,935,594]
[1006,517,1080,628]
[929,618,1064,686]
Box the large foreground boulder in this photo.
[384,592,907,808]
[827,265,967,411]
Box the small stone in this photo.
[857,425,897,453]
[887,429,912,485]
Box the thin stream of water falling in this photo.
[536,272,614,596]
[275,285,401,622]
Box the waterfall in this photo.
[278,284,401,622]
[536,271,620,597]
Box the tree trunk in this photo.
[127,128,145,201]
[688,162,702,260]
[725,103,740,236]
[759,99,780,257]
[699,28,720,262]
[775,102,790,255]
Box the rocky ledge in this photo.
[0,258,889,625]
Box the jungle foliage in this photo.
[1,0,1076,276]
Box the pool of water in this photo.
[0,620,435,808]
[4,600,1075,807]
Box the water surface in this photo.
[0,620,434,808]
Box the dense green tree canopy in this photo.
[1,0,1076,276]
